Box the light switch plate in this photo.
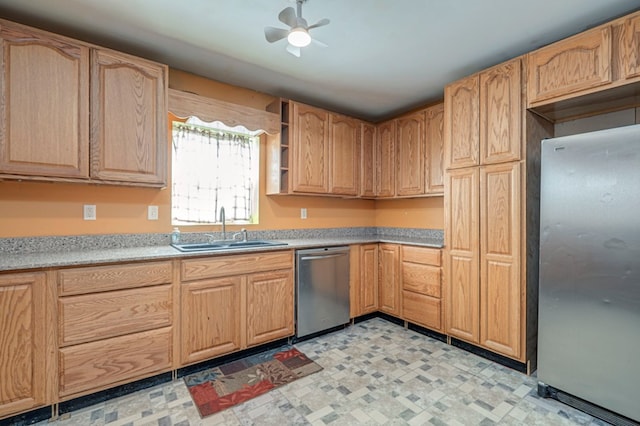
[83,204,96,220]
[301,208,307,219]
[148,205,159,220]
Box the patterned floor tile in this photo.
[34,318,612,426]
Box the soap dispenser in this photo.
[171,227,181,244]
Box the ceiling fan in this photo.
[264,0,330,57]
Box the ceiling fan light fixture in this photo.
[287,27,311,47]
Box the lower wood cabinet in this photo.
[349,244,379,317]
[179,251,294,366]
[0,271,53,419]
[401,245,443,331]
[56,261,174,400]
[378,244,401,316]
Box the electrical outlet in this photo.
[148,205,159,220]
[300,208,307,219]
[83,204,96,221]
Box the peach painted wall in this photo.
[0,69,444,238]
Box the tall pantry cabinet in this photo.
[444,56,552,370]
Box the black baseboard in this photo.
[0,406,51,426]
[374,311,405,326]
[407,322,448,343]
[290,323,350,344]
[538,383,640,426]
[450,337,527,373]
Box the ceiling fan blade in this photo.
[278,7,297,28]
[311,38,328,48]
[264,26,289,43]
[307,18,330,30]
[286,44,301,57]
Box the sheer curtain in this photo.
[172,121,257,224]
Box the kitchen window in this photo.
[171,117,259,225]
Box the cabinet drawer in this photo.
[59,327,171,397]
[59,284,172,346]
[402,291,441,331]
[58,261,172,295]
[402,262,441,297]
[181,250,293,281]
[402,245,441,266]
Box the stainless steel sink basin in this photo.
[171,240,287,252]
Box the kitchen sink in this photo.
[171,240,288,252]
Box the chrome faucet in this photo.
[233,228,248,242]
[219,206,226,240]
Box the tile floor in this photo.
[36,318,610,425]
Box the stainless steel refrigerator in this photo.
[538,124,640,424]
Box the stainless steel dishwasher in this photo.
[295,246,350,338]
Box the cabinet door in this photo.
[360,244,379,314]
[376,120,396,197]
[480,163,521,359]
[378,244,400,316]
[480,59,522,164]
[329,114,360,195]
[396,111,425,196]
[425,103,445,194]
[528,26,612,105]
[445,167,480,343]
[445,76,480,169]
[90,48,167,185]
[181,277,242,365]
[360,122,376,197]
[291,102,329,193]
[0,23,89,178]
[246,270,294,347]
[0,272,50,418]
[623,14,640,79]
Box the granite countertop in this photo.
[0,233,444,272]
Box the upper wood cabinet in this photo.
[291,102,330,194]
[0,272,52,419]
[425,103,445,194]
[396,111,425,196]
[445,58,522,170]
[0,19,168,187]
[329,113,360,196]
[0,21,89,179]
[360,122,376,198]
[528,26,612,106]
[445,75,480,169]
[623,13,640,79]
[376,120,396,198]
[90,49,167,185]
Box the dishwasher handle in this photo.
[299,253,347,261]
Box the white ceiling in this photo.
[1,0,639,121]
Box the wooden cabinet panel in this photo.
[58,261,172,296]
[480,59,522,164]
[480,163,521,358]
[402,291,441,331]
[181,251,293,281]
[59,284,172,346]
[90,48,167,185]
[59,327,171,398]
[329,114,360,195]
[623,14,640,79]
[0,22,89,178]
[445,168,480,343]
[181,277,242,365]
[0,272,49,418]
[246,270,294,346]
[376,120,396,197]
[360,244,379,314]
[402,263,441,298]
[445,75,480,169]
[378,244,400,316]
[425,103,445,194]
[396,111,425,196]
[528,26,612,105]
[360,122,376,197]
[402,245,441,266]
[291,102,329,193]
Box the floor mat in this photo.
[183,345,323,417]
